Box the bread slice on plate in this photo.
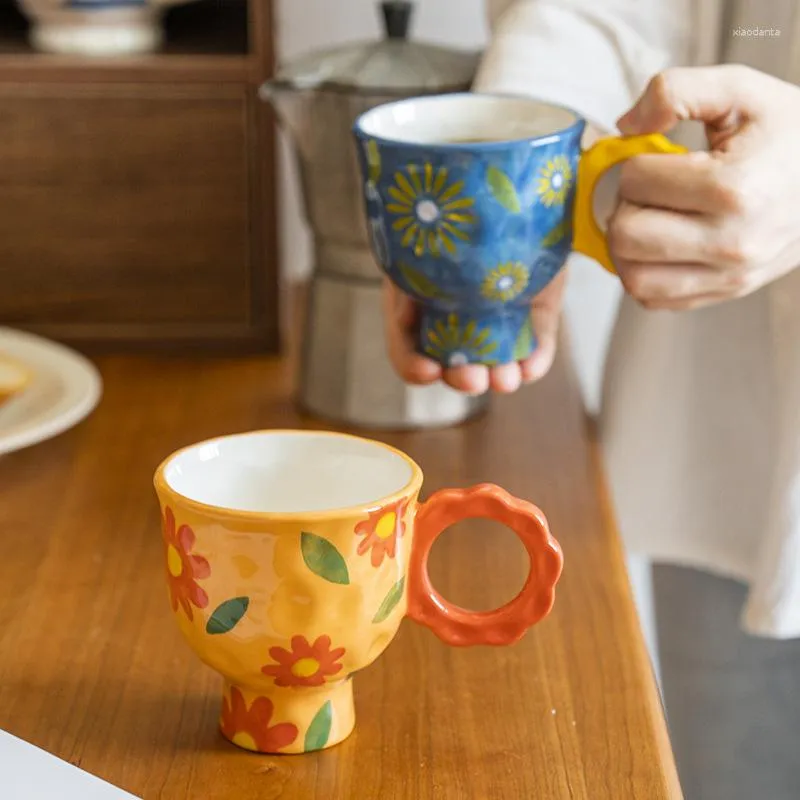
[0,352,32,408]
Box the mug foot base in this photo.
[219,679,355,755]
[418,306,535,367]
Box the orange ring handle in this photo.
[406,484,563,647]
[574,133,688,274]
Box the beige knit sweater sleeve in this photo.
[475,0,691,132]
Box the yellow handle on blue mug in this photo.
[573,134,688,274]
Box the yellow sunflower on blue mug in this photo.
[386,164,476,257]
[536,155,573,207]
[481,262,530,303]
[425,314,498,366]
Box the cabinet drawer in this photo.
[0,83,259,342]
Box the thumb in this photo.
[617,65,764,135]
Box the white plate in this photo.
[0,327,102,456]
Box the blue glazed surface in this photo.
[354,98,584,367]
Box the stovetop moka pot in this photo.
[261,1,486,429]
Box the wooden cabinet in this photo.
[0,0,279,351]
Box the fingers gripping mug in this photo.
[154,430,563,754]
[353,93,687,367]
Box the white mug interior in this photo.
[356,93,580,145]
[161,431,415,514]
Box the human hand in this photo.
[610,64,800,310]
[383,271,566,395]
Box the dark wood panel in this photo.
[0,54,254,83]
[0,85,251,327]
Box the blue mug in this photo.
[353,93,684,367]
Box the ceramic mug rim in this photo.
[153,429,425,524]
[352,91,586,151]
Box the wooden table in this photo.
[0,329,681,798]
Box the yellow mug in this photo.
[154,430,563,754]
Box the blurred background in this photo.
[276,0,486,283]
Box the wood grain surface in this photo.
[0,329,682,798]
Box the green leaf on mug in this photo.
[206,597,249,635]
[487,166,521,213]
[398,262,450,300]
[304,700,333,752]
[372,577,405,623]
[513,317,535,361]
[366,139,382,184]
[541,218,571,248]
[301,532,350,585]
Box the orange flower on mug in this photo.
[355,500,407,568]
[262,635,345,688]
[220,686,298,753]
[161,506,210,621]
